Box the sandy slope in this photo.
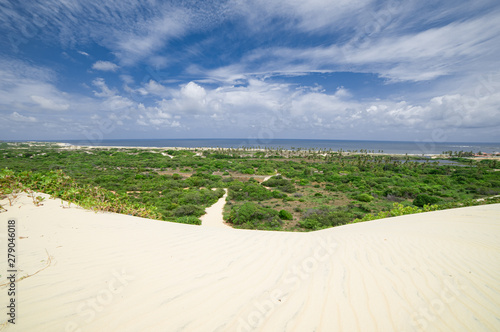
[200,189,231,229]
[0,193,499,332]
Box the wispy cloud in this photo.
[30,95,69,111]
[9,112,37,123]
[113,8,190,66]
[92,61,119,72]
[230,0,372,33]
[203,8,500,83]
[0,0,498,141]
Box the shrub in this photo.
[413,194,441,207]
[272,190,286,198]
[227,202,281,229]
[173,204,205,217]
[279,209,293,220]
[356,193,374,202]
[262,176,296,193]
[352,203,439,223]
[175,216,202,225]
[229,182,273,201]
[299,206,353,230]
[242,168,255,174]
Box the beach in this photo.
[1,193,499,331]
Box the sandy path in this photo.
[1,194,499,331]
[262,171,280,182]
[200,189,232,228]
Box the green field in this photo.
[1,142,499,231]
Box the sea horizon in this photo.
[10,138,500,155]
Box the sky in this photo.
[0,0,499,143]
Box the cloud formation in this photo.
[92,61,119,72]
[0,0,498,142]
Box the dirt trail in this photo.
[200,189,232,228]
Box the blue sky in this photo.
[1,0,499,143]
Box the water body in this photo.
[53,138,499,155]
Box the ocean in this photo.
[53,139,500,155]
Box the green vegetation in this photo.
[1,142,499,230]
[353,203,439,223]
[0,168,162,219]
[299,206,355,230]
[356,193,374,202]
[413,193,441,207]
[261,175,296,193]
[175,216,202,225]
[279,209,293,220]
[227,202,281,230]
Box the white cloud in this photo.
[120,75,134,84]
[181,82,206,100]
[144,80,170,97]
[1,1,498,141]
[92,61,119,72]
[91,78,134,110]
[9,112,37,122]
[231,0,372,32]
[115,13,188,65]
[0,60,74,116]
[30,95,69,111]
[0,0,228,66]
[132,76,499,141]
[202,5,500,83]
[136,103,179,128]
[92,78,116,98]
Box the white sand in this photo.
[1,193,499,331]
[200,189,231,228]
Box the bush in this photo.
[229,182,273,201]
[262,176,296,193]
[173,204,205,217]
[175,216,201,225]
[272,190,286,198]
[279,209,293,220]
[242,168,255,174]
[413,194,440,207]
[352,203,439,223]
[299,206,353,230]
[227,202,281,229]
[356,193,374,202]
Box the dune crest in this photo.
[1,193,499,331]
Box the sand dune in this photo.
[1,193,499,331]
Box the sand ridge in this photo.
[0,193,499,331]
